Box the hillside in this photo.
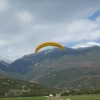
[0,55,13,64]
[0,46,100,89]
[37,66,100,89]
[0,71,7,78]
[0,78,58,98]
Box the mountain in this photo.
[0,43,100,89]
[0,62,9,78]
[8,46,100,74]
[0,55,13,65]
[0,62,9,72]
[0,69,7,78]
[37,66,100,89]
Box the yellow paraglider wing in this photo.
[35,42,66,53]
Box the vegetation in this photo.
[61,89,100,96]
[0,77,100,99]
[0,94,100,100]
[0,78,59,98]
[62,94,100,100]
[0,96,47,100]
[0,47,100,99]
[37,66,100,89]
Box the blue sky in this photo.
[88,10,100,21]
[87,10,100,43]
[0,0,100,60]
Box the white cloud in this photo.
[96,16,100,23]
[2,16,100,60]
[72,42,100,49]
[67,19,97,33]
[0,0,8,11]
[17,11,33,22]
[0,0,100,60]
[52,18,100,43]
[0,40,6,47]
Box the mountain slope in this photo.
[8,48,67,74]
[0,78,58,97]
[0,62,9,72]
[0,55,13,64]
[7,46,100,75]
[0,70,7,78]
[37,66,100,89]
[0,45,100,89]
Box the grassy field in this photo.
[61,94,100,100]
[0,94,100,100]
[0,97,47,100]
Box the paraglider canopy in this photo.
[35,42,66,53]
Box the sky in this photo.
[0,0,100,60]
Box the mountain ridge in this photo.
[0,44,100,89]
[0,55,13,64]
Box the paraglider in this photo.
[35,41,66,53]
[34,41,66,97]
[49,66,52,69]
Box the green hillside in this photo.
[0,78,59,98]
[37,66,100,89]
